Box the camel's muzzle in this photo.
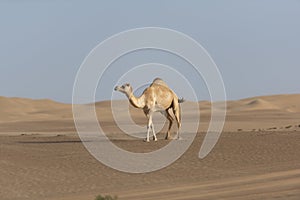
[114,86,120,91]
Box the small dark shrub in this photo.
[285,125,292,129]
[95,195,118,200]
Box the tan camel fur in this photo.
[114,78,184,142]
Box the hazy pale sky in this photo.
[0,0,299,103]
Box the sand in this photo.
[0,94,300,200]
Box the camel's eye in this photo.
[125,83,130,87]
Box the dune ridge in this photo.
[1,94,300,133]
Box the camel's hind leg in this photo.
[172,99,182,139]
[161,110,174,140]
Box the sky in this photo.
[0,0,299,103]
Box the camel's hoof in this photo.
[153,137,158,141]
[143,138,150,142]
[165,137,172,140]
[176,137,183,140]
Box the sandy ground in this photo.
[0,94,300,200]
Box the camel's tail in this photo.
[178,98,185,103]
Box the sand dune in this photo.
[1,93,300,119]
[0,96,72,122]
[230,94,300,112]
[1,94,300,133]
[235,98,280,111]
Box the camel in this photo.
[114,78,185,142]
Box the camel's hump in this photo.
[152,78,169,88]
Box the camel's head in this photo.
[114,83,133,95]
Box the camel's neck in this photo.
[126,92,145,109]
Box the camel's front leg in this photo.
[151,123,157,141]
[145,125,150,142]
[144,112,157,142]
[144,112,153,142]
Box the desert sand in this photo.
[0,94,300,200]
